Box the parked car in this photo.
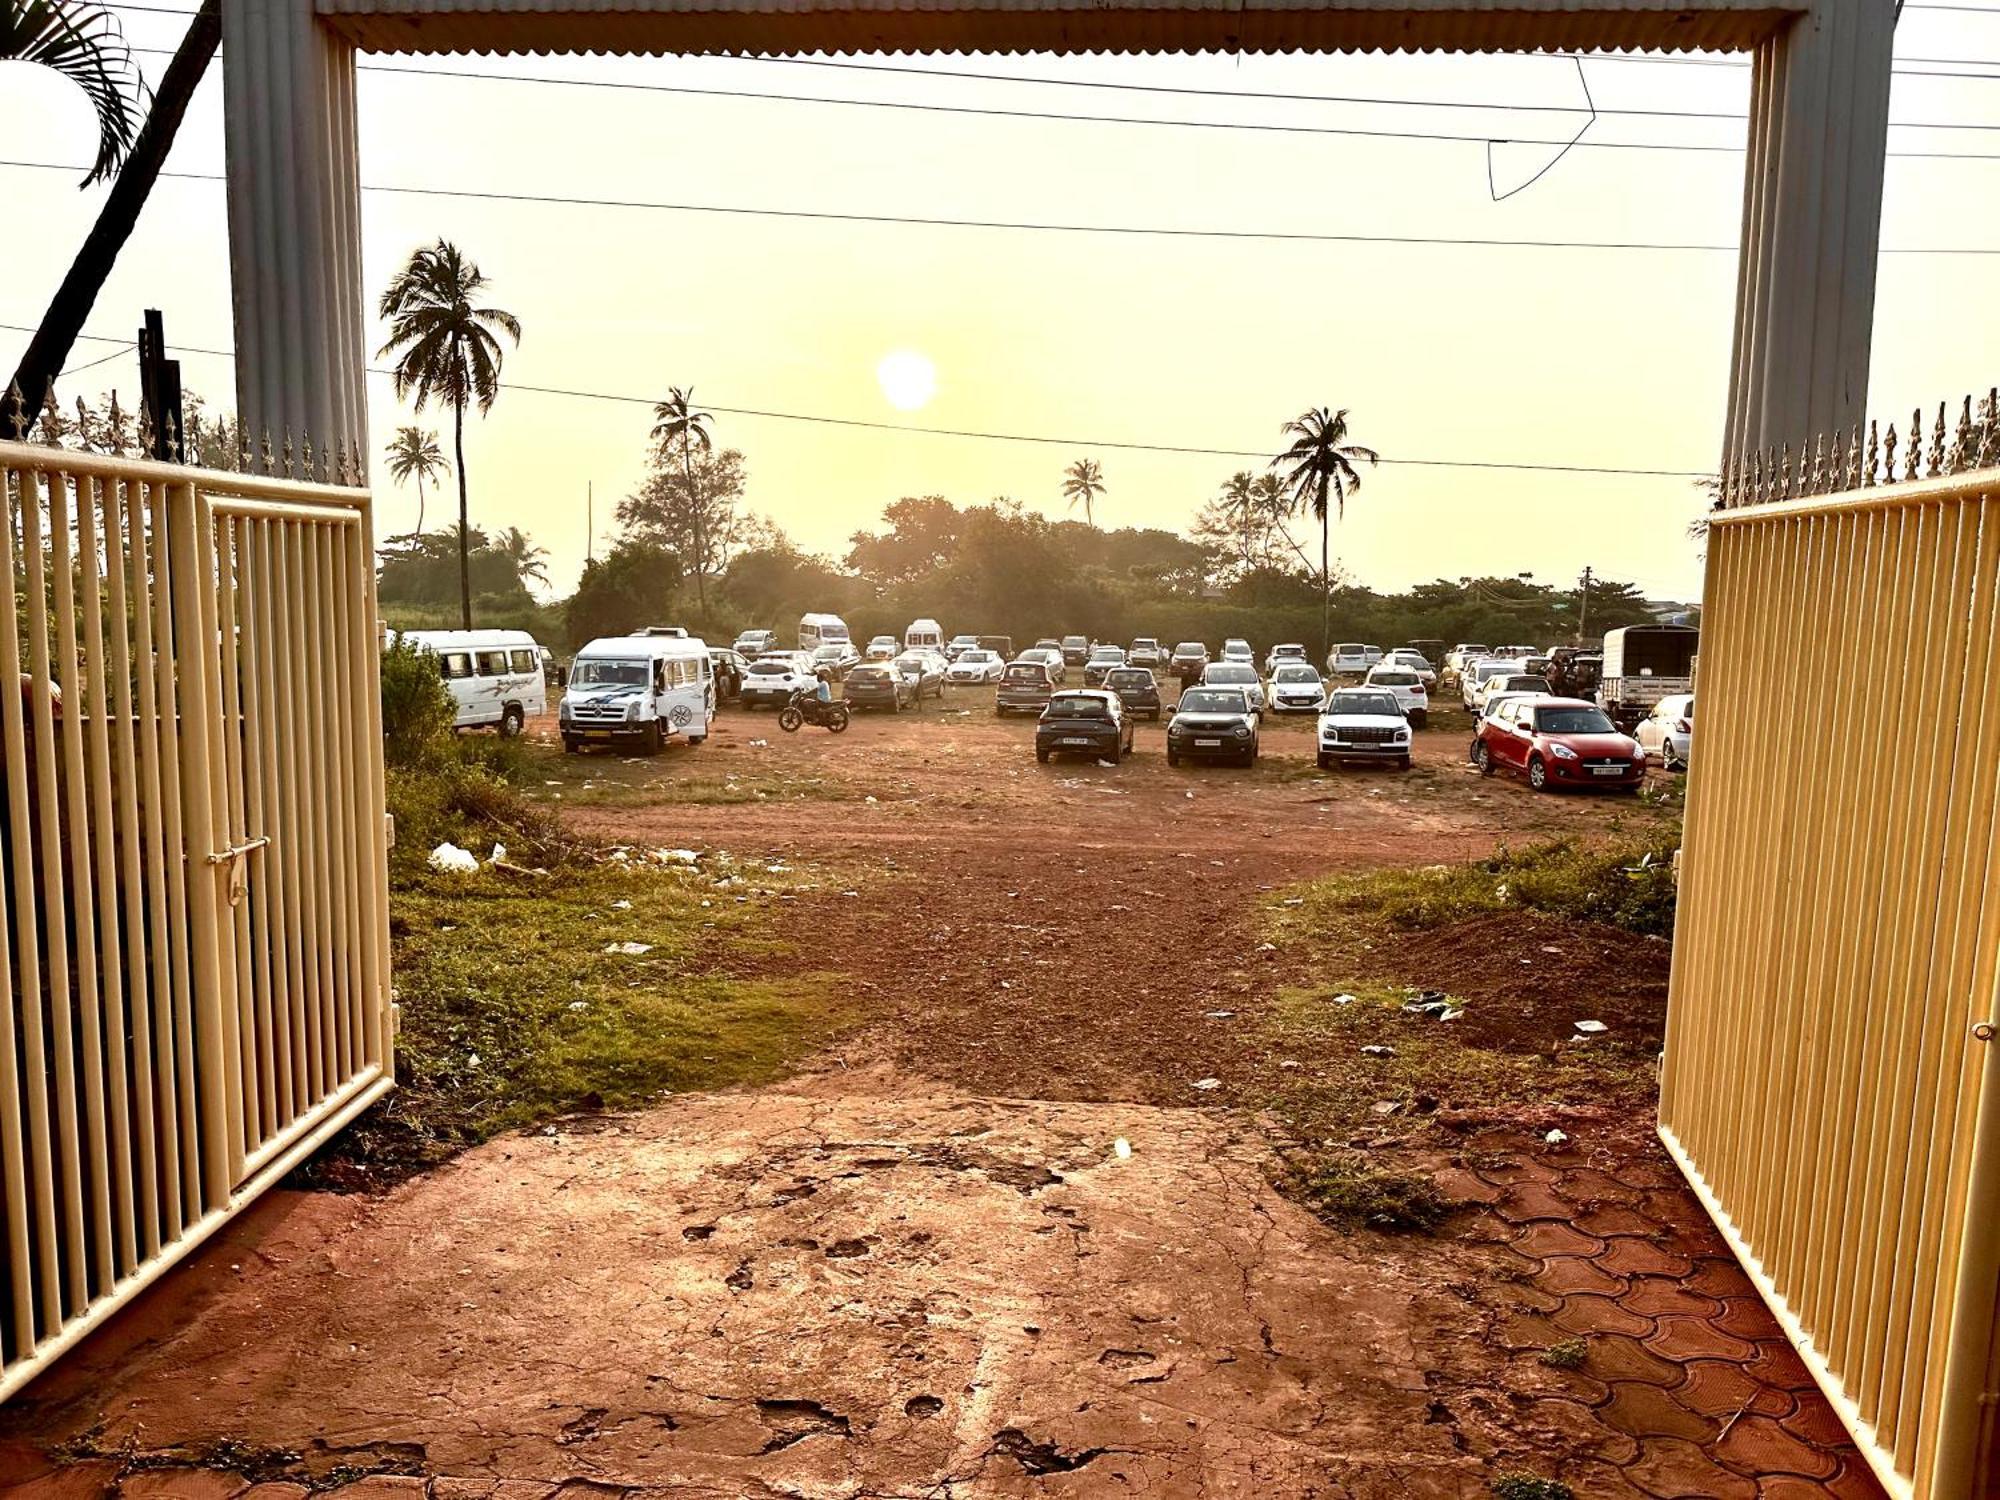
[976,634,1015,662]
[739,653,818,709]
[865,634,900,661]
[560,634,714,753]
[1166,686,1260,767]
[1201,660,1266,715]
[1105,665,1163,720]
[946,648,1006,684]
[1266,662,1326,714]
[1264,643,1308,675]
[1385,649,1439,692]
[1316,686,1413,771]
[893,649,948,700]
[1169,642,1210,687]
[1083,644,1127,686]
[1405,639,1447,670]
[810,641,861,680]
[402,628,548,738]
[1461,658,1522,712]
[1364,664,1430,729]
[797,612,852,654]
[1476,696,1647,792]
[1635,693,1694,770]
[1035,689,1135,763]
[1598,624,1699,730]
[1059,634,1091,667]
[1017,646,1069,684]
[945,633,980,660]
[1443,644,1490,687]
[997,659,1059,715]
[1220,637,1255,665]
[1327,643,1373,678]
[733,628,779,660]
[1129,638,1165,670]
[708,646,749,701]
[845,660,919,711]
[1475,672,1554,715]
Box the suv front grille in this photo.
[1334,726,1399,744]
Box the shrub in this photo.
[1491,1475,1572,1500]
[380,637,455,769]
[1281,1154,1447,1233]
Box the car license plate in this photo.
[1591,765,1626,777]
[1062,736,1093,746]
[1196,737,1222,748]
[584,729,612,738]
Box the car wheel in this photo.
[1528,755,1550,791]
[1035,746,1050,764]
[1316,753,1331,770]
[1476,742,1495,776]
[1398,754,1412,771]
[1411,712,1427,731]
[1167,749,1180,767]
[643,721,664,755]
[500,705,525,738]
[562,736,579,754]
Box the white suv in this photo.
[1364,664,1430,730]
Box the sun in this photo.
[876,349,938,412]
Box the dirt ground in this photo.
[0,688,1885,1500]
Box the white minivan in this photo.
[401,628,547,738]
[798,612,851,653]
[904,617,945,654]
[559,634,715,754]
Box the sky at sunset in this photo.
[5,7,1999,605]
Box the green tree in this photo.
[384,426,449,536]
[618,444,759,597]
[565,540,682,649]
[492,525,549,589]
[650,387,715,621]
[1273,407,1379,658]
[1061,457,1106,526]
[376,240,521,630]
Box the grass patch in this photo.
[1540,1337,1587,1370]
[1281,828,1681,938]
[1279,1152,1446,1233]
[1491,1475,1573,1500]
[515,740,864,808]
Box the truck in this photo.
[1597,624,1699,730]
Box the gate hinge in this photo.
[385,812,396,850]
[206,835,270,907]
[1974,1021,1996,1044]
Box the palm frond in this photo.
[3,0,148,185]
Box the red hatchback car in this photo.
[1475,695,1647,792]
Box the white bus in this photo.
[400,628,547,737]
[559,634,716,754]
[798,612,851,653]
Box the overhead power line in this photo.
[1,322,1713,479]
[6,158,1999,252]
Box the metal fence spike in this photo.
[166,408,183,465]
[1928,403,1946,478]
[1865,420,1880,487]
[3,379,26,441]
[282,428,295,480]
[1908,410,1923,481]
[1980,389,1999,470]
[1952,395,1974,475]
[260,428,274,476]
[138,397,155,456]
[107,391,127,457]
[39,382,63,446]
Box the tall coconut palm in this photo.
[3,0,145,184]
[1217,471,1257,570]
[651,386,714,619]
[384,425,448,536]
[1061,458,1106,526]
[376,241,520,629]
[1272,407,1379,659]
[493,525,549,589]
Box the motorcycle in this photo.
[778,689,851,734]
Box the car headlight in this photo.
[625,702,640,722]
[1396,729,1410,743]
[559,700,572,722]
[1632,744,1647,761]
[1551,743,1579,760]
[1232,723,1251,737]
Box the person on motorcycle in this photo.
[814,674,833,709]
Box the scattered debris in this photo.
[427,842,479,874]
[603,941,654,956]
[1574,1019,1608,1034]
[1191,1078,1222,1091]
[1203,1010,1236,1019]
[1544,1128,1570,1147]
[1360,1045,1398,1058]
[1112,1137,1132,1160]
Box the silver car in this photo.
[1635,693,1694,769]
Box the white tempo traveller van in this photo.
[559,634,715,754]
[904,617,945,654]
[402,628,548,737]
[798,612,851,653]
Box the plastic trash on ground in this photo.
[604,941,654,956]
[428,842,479,874]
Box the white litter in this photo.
[610,899,632,910]
[1333,993,1357,1006]
[1098,760,1117,769]
[1574,1019,1609,1034]
[1191,1078,1222,1091]
[427,842,479,873]
[748,738,768,747]
[865,795,878,804]
[568,1001,589,1012]
[656,848,701,865]
[1440,1009,1465,1023]
[466,1052,480,1069]
[1279,1059,1301,1070]
[1204,1010,1236,1019]
[766,863,792,874]
[1281,897,1305,907]
[1113,1137,1133,1160]
[1544,1128,1570,1147]
[1360,1044,1397,1058]
[999,980,1013,990]
[604,941,653,956]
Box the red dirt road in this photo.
[0,696,1884,1500]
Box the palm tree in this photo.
[384,426,448,536]
[3,0,145,184]
[493,525,549,589]
[376,241,520,629]
[651,387,714,619]
[1218,471,1257,570]
[1272,407,1379,659]
[1061,458,1106,526]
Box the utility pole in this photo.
[586,481,594,565]
[1575,565,1594,644]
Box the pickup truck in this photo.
[1597,625,1698,730]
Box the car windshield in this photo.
[1274,666,1321,684]
[1538,707,1616,734]
[1224,641,1250,652]
[1173,644,1203,656]
[1089,648,1122,661]
[1047,695,1109,717]
[1108,670,1151,688]
[1505,676,1552,692]
[959,651,995,665]
[1207,665,1255,683]
[1004,665,1047,682]
[1335,644,1366,656]
[813,645,844,659]
[571,659,648,687]
[748,660,797,676]
[1179,689,1247,713]
[1328,692,1401,716]
[1371,672,1417,686]
[1272,646,1303,658]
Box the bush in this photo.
[380,637,456,769]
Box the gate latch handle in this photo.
[207,836,270,907]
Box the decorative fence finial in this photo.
[260,428,275,476]
[1981,389,1999,470]
[1952,396,1974,475]
[283,428,296,480]
[1908,410,1923,481]
[137,396,155,457]
[39,382,63,446]
[108,391,127,457]
[1929,402,1947,477]
[4,380,27,442]
[1865,420,1880,487]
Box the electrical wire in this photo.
[1,321,1713,478]
[5,158,1999,252]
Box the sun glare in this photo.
[876,349,937,412]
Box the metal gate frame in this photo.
[1,437,393,1401]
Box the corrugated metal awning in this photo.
[314,0,1799,57]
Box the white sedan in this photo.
[1201,661,1267,714]
[1317,686,1414,770]
[946,649,1006,684]
[1635,694,1694,769]
[1266,662,1326,714]
[1364,664,1430,730]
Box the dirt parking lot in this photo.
[0,686,1885,1500]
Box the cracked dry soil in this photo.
[0,704,1883,1498]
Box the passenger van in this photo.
[401,628,547,737]
[559,634,715,754]
[798,612,851,653]
[904,617,945,654]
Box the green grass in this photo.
[514,741,865,808]
[1277,829,1681,937]
[1279,1153,1447,1233]
[1540,1338,1588,1370]
[1491,1475,1573,1500]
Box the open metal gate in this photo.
[1,437,392,1400]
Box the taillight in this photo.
[1676,719,1692,733]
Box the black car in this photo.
[707,647,748,701]
[977,634,1015,661]
[844,662,918,711]
[1035,690,1135,764]
[1105,666,1162,720]
[1060,634,1091,667]
[1166,686,1260,767]
[996,660,1057,716]
[1082,645,1126,686]
[1169,642,1210,688]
